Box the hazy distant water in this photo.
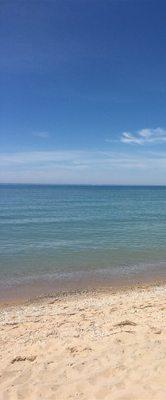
[0,185,166,298]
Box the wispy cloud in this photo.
[0,150,148,168]
[33,131,50,139]
[121,128,166,145]
[0,149,166,184]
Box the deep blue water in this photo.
[0,185,166,296]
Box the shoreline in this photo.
[0,272,166,308]
[0,281,165,399]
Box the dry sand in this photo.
[0,284,166,400]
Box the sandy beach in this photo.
[0,283,166,400]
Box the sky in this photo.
[1,0,166,184]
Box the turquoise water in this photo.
[0,185,166,297]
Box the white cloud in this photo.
[121,127,166,145]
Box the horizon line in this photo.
[0,183,166,187]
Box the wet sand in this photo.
[0,283,166,399]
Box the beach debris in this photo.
[139,304,153,309]
[11,355,36,364]
[82,347,92,352]
[114,320,137,327]
[109,307,117,313]
[68,313,76,317]
[150,327,162,334]
[109,330,135,336]
[67,346,92,355]
[48,299,58,304]
[67,346,79,354]
[5,322,19,327]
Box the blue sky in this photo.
[1,0,166,184]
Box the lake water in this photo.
[0,185,166,300]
